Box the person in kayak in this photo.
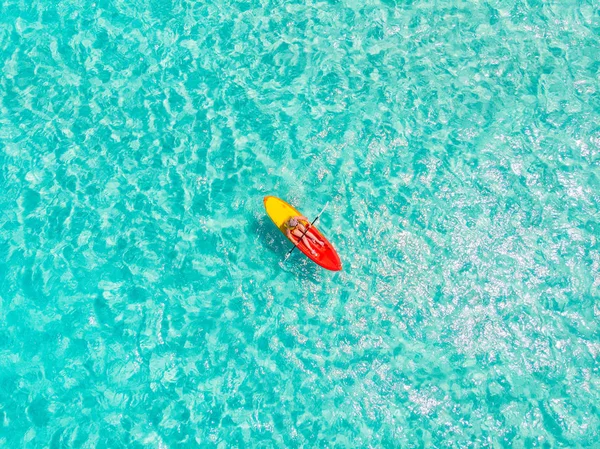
[285,216,325,256]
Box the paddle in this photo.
[284,201,330,262]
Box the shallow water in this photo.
[1,0,599,447]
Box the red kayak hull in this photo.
[263,196,342,271]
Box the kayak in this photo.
[263,196,342,271]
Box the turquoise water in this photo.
[1,0,599,447]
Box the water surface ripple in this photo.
[0,0,599,447]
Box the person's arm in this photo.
[297,215,309,222]
[286,228,296,242]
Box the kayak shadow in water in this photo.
[284,251,322,281]
[253,217,289,257]
[252,217,322,281]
